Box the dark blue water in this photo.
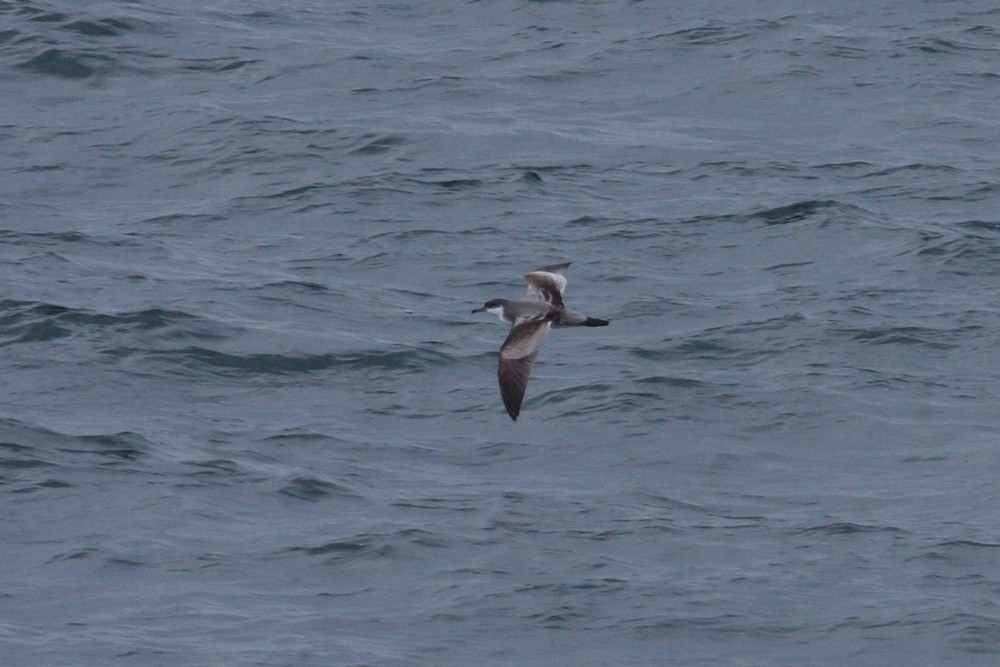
[3,1,1000,664]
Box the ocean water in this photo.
[3,1,1000,665]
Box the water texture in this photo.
[3,1,1000,665]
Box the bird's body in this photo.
[472,263,609,420]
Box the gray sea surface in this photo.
[3,1,1000,665]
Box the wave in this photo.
[0,418,154,492]
[0,299,215,346]
[914,220,1000,276]
[16,47,109,79]
[0,229,139,247]
[832,324,965,349]
[748,200,863,226]
[278,476,361,501]
[4,2,154,80]
[282,528,444,562]
[148,343,455,376]
[795,522,907,536]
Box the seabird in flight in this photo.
[472,262,609,420]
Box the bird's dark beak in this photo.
[471,306,485,314]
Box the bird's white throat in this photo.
[486,305,507,322]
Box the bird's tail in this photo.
[555,309,609,326]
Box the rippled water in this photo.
[3,1,1000,665]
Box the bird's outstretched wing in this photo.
[521,262,570,306]
[497,317,552,420]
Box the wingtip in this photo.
[533,261,571,273]
[501,384,523,421]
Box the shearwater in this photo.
[472,262,609,420]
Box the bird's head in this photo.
[471,298,508,320]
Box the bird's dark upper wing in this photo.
[497,317,551,420]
